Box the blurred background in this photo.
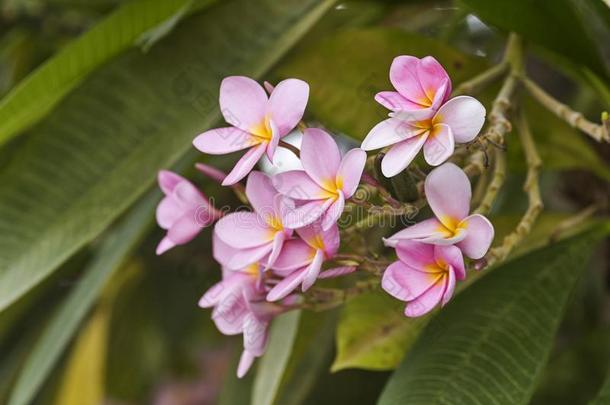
[0,1,608,404]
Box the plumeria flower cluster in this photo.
[153,55,495,377]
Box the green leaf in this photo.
[332,291,428,372]
[276,28,485,140]
[272,309,338,405]
[0,0,216,146]
[591,370,610,405]
[0,0,335,312]
[252,310,301,405]
[7,194,155,405]
[377,225,609,405]
[52,302,111,405]
[459,0,608,80]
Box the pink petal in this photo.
[389,108,436,122]
[384,218,448,247]
[273,195,296,234]
[222,143,267,186]
[321,192,344,230]
[271,239,315,272]
[155,236,175,255]
[237,350,255,378]
[267,268,307,302]
[156,197,181,229]
[282,199,333,229]
[167,213,202,244]
[389,55,428,105]
[395,240,436,271]
[172,181,205,208]
[375,91,423,111]
[441,267,456,306]
[272,170,327,200]
[158,170,183,195]
[219,76,267,132]
[265,231,287,269]
[429,80,450,111]
[243,313,269,356]
[404,278,447,317]
[318,266,357,279]
[199,278,231,308]
[226,245,272,270]
[246,171,277,218]
[425,162,471,227]
[215,212,273,249]
[434,96,486,143]
[434,245,465,280]
[265,119,280,162]
[301,128,341,189]
[337,148,366,198]
[381,134,428,177]
[267,78,309,136]
[212,289,249,335]
[423,123,455,166]
[212,232,269,270]
[417,56,451,103]
[456,214,495,259]
[361,118,426,151]
[301,249,324,291]
[297,221,340,255]
[382,261,441,301]
[193,127,261,154]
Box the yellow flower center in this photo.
[319,176,344,199]
[250,116,273,140]
[436,215,468,238]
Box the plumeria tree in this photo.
[0,1,609,405]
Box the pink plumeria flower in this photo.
[362,56,486,177]
[375,56,452,120]
[266,222,340,301]
[214,171,293,269]
[382,241,465,317]
[199,263,290,378]
[385,163,494,259]
[272,128,366,230]
[155,170,221,255]
[193,76,309,185]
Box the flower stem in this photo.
[453,61,510,96]
[474,33,524,213]
[278,140,301,158]
[521,77,610,143]
[475,149,506,215]
[486,109,543,266]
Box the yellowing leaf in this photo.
[53,306,110,405]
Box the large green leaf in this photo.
[252,310,301,405]
[7,194,156,405]
[459,0,608,80]
[377,225,609,405]
[0,0,335,312]
[332,291,428,372]
[276,28,485,140]
[0,0,216,146]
